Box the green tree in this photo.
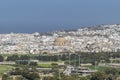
[80,77,88,80]
[14,76,26,80]
[51,63,59,69]
[16,60,29,65]
[104,67,118,80]
[61,76,76,80]
[29,62,38,66]
[2,74,9,80]
[19,55,30,60]
[104,67,118,75]
[0,55,4,62]
[90,71,106,80]
[26,72,40,80]
[6,55,19,61]
[43,76,56,80]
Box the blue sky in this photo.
[0,0,120,33]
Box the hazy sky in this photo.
[0,0,120,33]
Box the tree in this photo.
[29,62,38,66]
[80,77,88,80]
[2,74,9,80]
[19,55,30,60]
[90,71,106,80]
[0,55,4,62]
[6,55,19,61]
[43,76,56,80]
[104,67,118,80]
[26,72,40,80]
[14,76,27,80]
[51,63,59,72]
[16,60,29,65]
[104,67,118,75]
[61,76,76,80]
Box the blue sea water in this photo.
[0,0,120,33]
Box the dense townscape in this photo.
[1,24,120,80]
[1,24,120,54]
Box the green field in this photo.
[0,65,14,76]
[89,66,120,71]
[38,64,52,68]
[88,66,109,71]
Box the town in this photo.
[1,24,120,54]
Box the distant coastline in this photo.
[0,24,118,34]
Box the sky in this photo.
[0,0,120,33]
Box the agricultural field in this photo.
[88,65,120,71]
[38,61,64,68]
[88,65,108,71]
[0,65,14,77]
[38,63,52,68]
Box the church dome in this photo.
[55,37,66,42]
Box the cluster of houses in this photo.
[1,24,120,54]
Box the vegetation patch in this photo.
[88,66,107,70]
[38,64,52,68]
[0,65,14,76]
